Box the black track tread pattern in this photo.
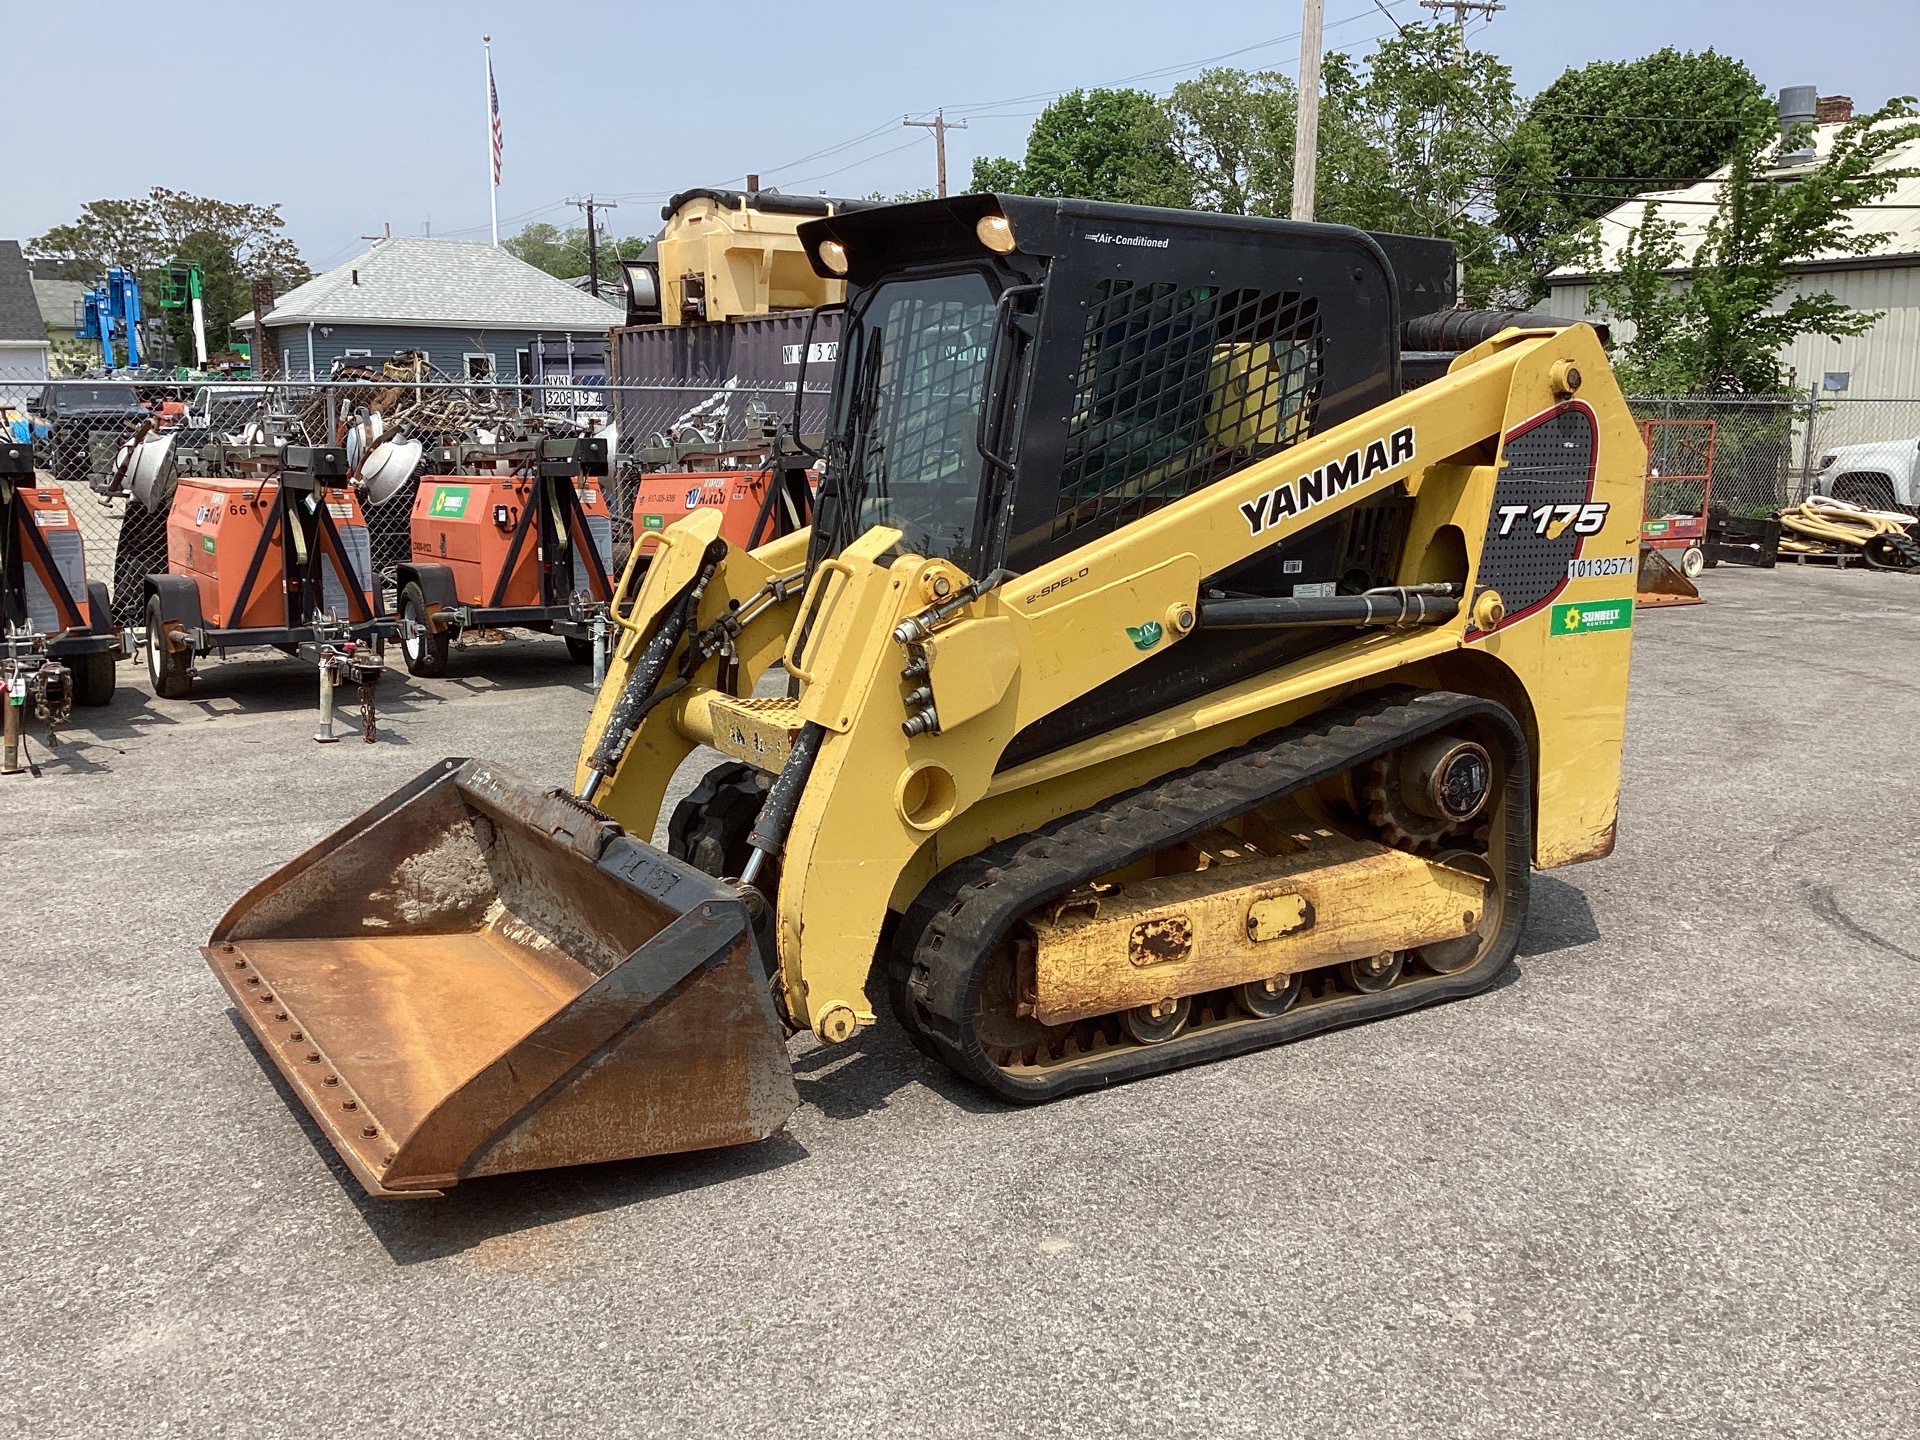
[889,688,1533,1103]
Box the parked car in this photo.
[33,381,147,487]
[1813,436,1920,513]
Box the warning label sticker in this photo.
[33,509,69,528]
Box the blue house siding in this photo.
[269,322,611,382]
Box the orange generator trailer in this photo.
[395,435,615,677]
[141,443,389,733]
[630,446,816,562]
[2,438,124,767]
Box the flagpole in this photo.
[484,34,499,246]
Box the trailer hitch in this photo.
[302,639,385,744]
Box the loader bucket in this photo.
[204,759,796,1198]
[1635,542,1703,607]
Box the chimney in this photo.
[746,173,760,192]
[1817,95,1854,123]
[1778,85,1819,165]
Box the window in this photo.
[465,353,497,381]
[1053,280,1322,544]
[343,348,372,358]
[832,271,997,571]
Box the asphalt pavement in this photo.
[2,564,1917,1438]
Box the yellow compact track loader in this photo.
[206,197,1642,1197]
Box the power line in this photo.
[903,109,968,197]
[567,196,616,297]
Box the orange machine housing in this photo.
[167,474,376,629]
[631,465,815,557]
[10,482,102,634]
[411,471,613,606]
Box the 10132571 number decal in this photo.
[1494,501,1609,538]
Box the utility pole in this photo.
[568,196,617,298]
[1419,0,1504,59]
[903,108,968,198]
[1291,0,1325,221]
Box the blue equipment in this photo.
[74,267,144,370]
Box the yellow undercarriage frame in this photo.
[579,325,1642,1040]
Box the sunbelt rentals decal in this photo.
[429,486,469,518]
[1551,599,1633,635]
[1242,426,1416,537]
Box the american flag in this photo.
[488,53,503,186]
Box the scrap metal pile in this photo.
[298,351,594,454]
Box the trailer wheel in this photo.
[564,636,594,665]
[399,582,450,678]
[70,651,116,707]
[145,596,193,699]
[1681,545,1705,578]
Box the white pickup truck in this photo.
[1813,436,1920,512]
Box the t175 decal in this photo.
[1495,501,1609,538]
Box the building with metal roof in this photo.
[238,236,622,383]
[1546,95,1920,400]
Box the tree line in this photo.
[969,27,1919,394]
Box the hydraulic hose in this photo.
[739,721,828,888]
[578,540,725,804]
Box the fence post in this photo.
[1797,382,1822,503]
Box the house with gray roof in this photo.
[0,241,52,385]
[237,236,623,382]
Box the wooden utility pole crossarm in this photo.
[568,196,617,298]
[903,109,968,198]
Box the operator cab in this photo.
[796,195,1455,760]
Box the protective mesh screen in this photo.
[1053,281,1321,544]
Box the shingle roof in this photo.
[32,278,86,331]
[254,236,623,331]
[0,242,46,343]
[1552,121,1920,282]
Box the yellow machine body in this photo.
[206,200,1643,1197]
[654,194,851,325]
[586,323,1640,1038]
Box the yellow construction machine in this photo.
[205,197,1642,1197]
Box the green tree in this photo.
[969,88,1193,207]
[32,188,308,367]
[1313,23,1527,304]
[1165,67,1296,215]
[1499,49,1773,302]
[969,155,1027,193]
[502,221,645,282]
[32,188,306,284]
[1586,100,1920,393]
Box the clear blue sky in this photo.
[6,0,1917,269]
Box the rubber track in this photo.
[890,688,1534,1103]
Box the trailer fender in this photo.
[85,580,114,635]
[143,573,204,641]
[397,562,459,613]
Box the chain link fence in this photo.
[11,367,1917,626]
[2,372,827,626]
[1627,392,1920,516]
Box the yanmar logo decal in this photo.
[1241,426,1416,537]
